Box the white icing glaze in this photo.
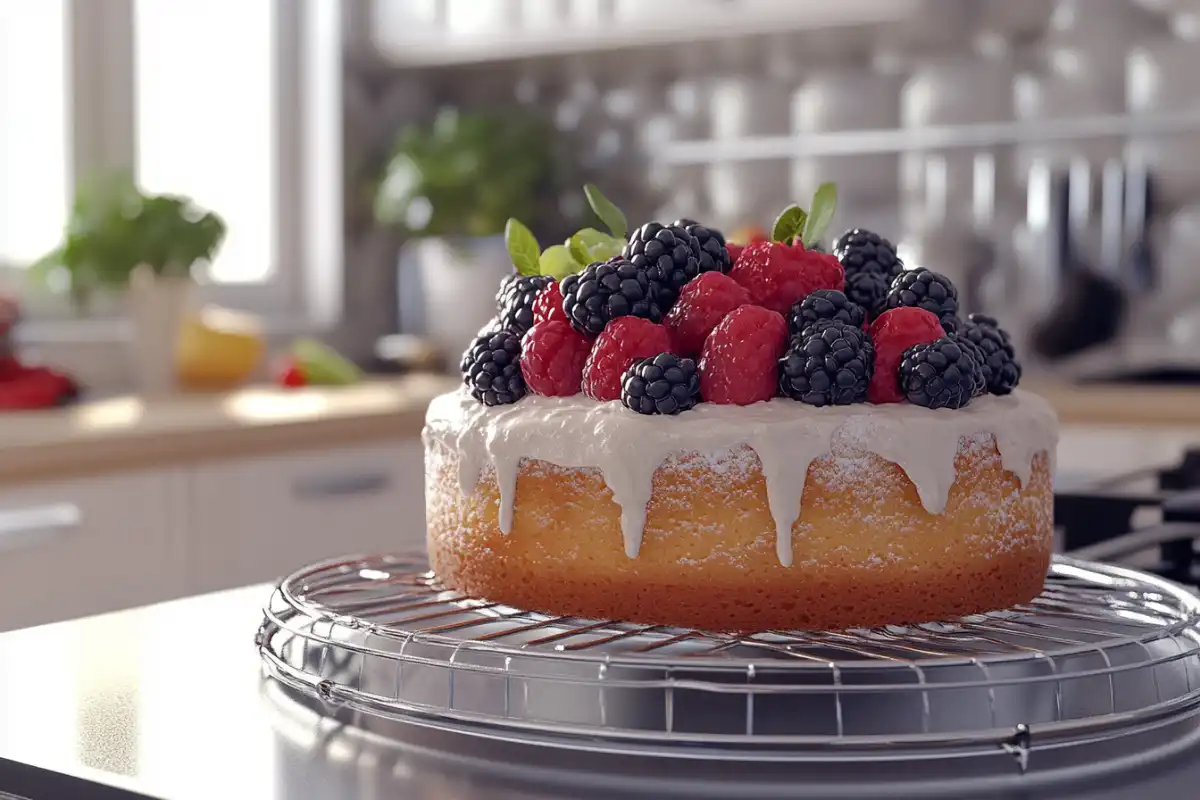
[422,389,1059,565]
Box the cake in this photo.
[423,186,1057,632]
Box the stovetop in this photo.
[1056,446,1200,584]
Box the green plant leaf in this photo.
[583,184,627,240]
[567,228,623,266]
[538,245,581,281]
[802,183,838,249]
[771,205,807,244]
[505,218,541,277]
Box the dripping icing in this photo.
[423,389,1059,564]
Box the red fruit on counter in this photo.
[0,367,73,410]
[277,361,306,388]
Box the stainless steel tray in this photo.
[257,554,1200,780]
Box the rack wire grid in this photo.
[257,554,1200,760]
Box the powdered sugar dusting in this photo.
[423,389,1058,565]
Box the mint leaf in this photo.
[538,245,581,281]
[504,218,541,277]
[802,183,838,249]
[583,184,627,240]
[771,205,807,244]
[567,228,623,266]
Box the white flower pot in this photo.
[407,237,514,364]
[127,266,194,395]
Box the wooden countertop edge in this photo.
[1028,382,1200,427]
[0,374,458,488]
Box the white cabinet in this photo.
[0,471,185,631]
[185,441,425,595]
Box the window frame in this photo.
[16,0,341,333]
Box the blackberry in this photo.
[788,289,866,338]
[951,334,990,397]
[843,270,890,320]
[621,353,700,416]
[834,229,903,282]
[960,314,1022,395]
[496,274,553,336]
[622,222,703,309]
[898,337,980,410]
[461,330,526,406]
[778,320,874,407]
[672,218,732,275]
[884,268,961,333]
[560,258,664,336]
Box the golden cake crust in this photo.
[425,435,1053,632]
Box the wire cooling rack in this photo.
[257,554,1200,761]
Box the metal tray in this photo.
[258,554,1200,776]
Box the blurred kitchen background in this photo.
[369,0,1200,386]
[5,0,1200,395]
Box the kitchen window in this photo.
[0,0,343,333]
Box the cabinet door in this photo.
[186,441,425,594]
[0,471,184,631]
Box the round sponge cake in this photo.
[423,390,1056,632]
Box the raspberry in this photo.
[581,317,673,402]
[662,272,753,357]
[867,307,946,404]
[531,280,566,325]
[727,242,844,315]
[520,320,592,397]
[726,242,745,266]
[699,305,788,406]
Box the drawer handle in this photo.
[0,503,82,552]
[291,472,392,499]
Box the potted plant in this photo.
[31,176,226,394]
[374,108,575,362]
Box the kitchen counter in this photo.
[1027,379,1200,427]
[0,373,457,488]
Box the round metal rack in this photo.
[257,554,1200,775]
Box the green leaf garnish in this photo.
[567,227,623,266]
[538,245,581,281]
[504,218,541,277]
[583,184,627,240]
[802,183,838,249]
[771,205,807,244]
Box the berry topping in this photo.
[561,258,665,337]
[671,218,732,274]
[462,330,526,406]
[581,317,674,402]
[898,337,981,410]
[788,289,866,338]
[621,222,703,310]
[520,320,592,397]
[884,268,961,333]
[727,241,845,315]
[949,333,989,398]
[866,307,946,404]
[531,280,567,325]
[662,272,753,357]
[698,305,788,406]
[726,242,745,266]
[621,353,701,415]
[779,320,874,407]
[960,314,1022,395]
[496,274,554,336]
[843,270,890,322]
[833,228,904,282]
